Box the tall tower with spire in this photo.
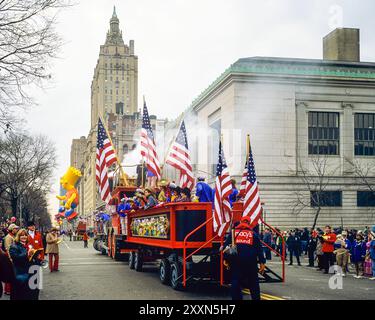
[90,6,138,128]
[82,6,139,222]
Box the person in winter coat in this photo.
[320,225,337,274]
[307,230,318,267]
[333,232,351,276]
[368,228,375,280]
[315,232,324,270]
[8,229,40,300]
[45,228,60,272]
[286,230,301,266]
[351,233,367,278]
[0,247,15,299]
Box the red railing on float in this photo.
[182,217,225,287]
[259,217,286,282]
[181,212,286,287]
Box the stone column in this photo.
[295,101,309,174]
[342,103,354,174]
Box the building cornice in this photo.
[190,57,375,113]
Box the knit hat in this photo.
[8,223,19,231]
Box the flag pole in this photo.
[246,134,250,158]
[98,115,129,186]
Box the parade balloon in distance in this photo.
[56,166,82,223]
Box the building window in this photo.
[308,112,340,155]
[354,113,375,156]
[310,191,342,207]
[357,191,375,207]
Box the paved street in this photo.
[40,239,375,300]
[2,238,374,300]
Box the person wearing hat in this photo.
[117,198,130,235]
[27,221,45,261]
[45,227,60,272]
[175,187,191,202]
[286,229,302,266]
[144,187,158,210]
[229,179,239,206]
[168,183,178,202]
[333,232,351,276]
[3,223,19,295]
[368,227,375,280]
[158,180,168,202]
[135,189,147,208]
[221,216,266,300]
[351,232,367,278]
[195,176,213,203]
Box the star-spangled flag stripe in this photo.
[140,102,161,179]
[213,140,232,237]
[242,139,262,228]
[96,118,116,204]
[165,120,194,189]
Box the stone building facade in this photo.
[184,28,375,228]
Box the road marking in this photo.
[299,278,322,282]
[242,289,285,300]
[63,241,72,251]
[59,262,123,266]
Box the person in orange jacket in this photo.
[319,225,337,274]
[27,221,45,261]
[83,232,89,248]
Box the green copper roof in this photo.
[191,57,375,107]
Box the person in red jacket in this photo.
[27,221,45,261]
[320,225,337,274]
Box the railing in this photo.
[182,217,221,287]
[259,217,286,282]
[181,215,286,287]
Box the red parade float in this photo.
[94,185,286,291]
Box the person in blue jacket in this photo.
[229,179,239,206]
[369,226,375,280]
[195,176,213,203]
[351,233,367,278]
[117,198,131,235]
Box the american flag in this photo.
[239,138,250,197]
[140,102,161,179]
[242,140,262,228]
[166,120,194,189]
[96,118,117,204]
[213,141,232,237]
[239,163,248,198]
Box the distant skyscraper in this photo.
[91,5,138,128]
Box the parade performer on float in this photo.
[56,166,82,221]
[195,176,214,203]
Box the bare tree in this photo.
[344,158,375,194]
[0,0,72,132]
[292,156,340,229]
[21,186,50,228]
[0,131,57,218]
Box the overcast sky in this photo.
[23,0,375,215]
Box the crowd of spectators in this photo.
[259,225,375,279]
